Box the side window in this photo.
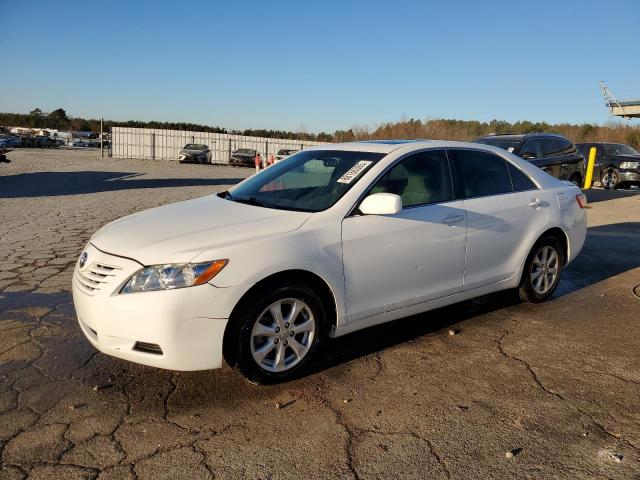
[558,138,576,155]
[369,150,453,208]
[449,149,513,198]
[541,139,562,157]
[521,140,543,159]
[507,162,537,192]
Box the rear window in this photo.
[184,144,206,150]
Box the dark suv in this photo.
[230,148,258,167]
[576,142,640,189]
[475,133,585,186]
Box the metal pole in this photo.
[584,147,597,189]
[100,117,104,158]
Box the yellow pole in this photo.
[583,146,597,189]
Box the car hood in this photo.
[609,154,640,161]
[91,195,313,265]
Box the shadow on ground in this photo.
[584,187,639,204]
[0,171,243,198]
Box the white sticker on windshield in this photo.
[507,147,515,153]
[337,161,372,184]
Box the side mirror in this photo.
[359,193,402,215]
[521,152,536,160]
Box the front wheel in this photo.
[601,169,619,189]
[230,284,325,384]
[518,237,564,303]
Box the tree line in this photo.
[1,108,639,148]
[335,118,640,149]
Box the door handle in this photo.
[528,198,545,208]
[441,214,464,224]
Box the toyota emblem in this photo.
[79,251,88,269]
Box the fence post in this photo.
[300,143,304,151]
[100,117,104,158]
[265,140,269,160]
[228,139,232,164]
[151,133,155,160]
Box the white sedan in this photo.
[72,140,587,383]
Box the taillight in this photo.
[576,193,587,209]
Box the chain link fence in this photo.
[112,127,328,164]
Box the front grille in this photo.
[75,262,122,295]
[133,342,163,355]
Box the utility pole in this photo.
[100,117,104,158]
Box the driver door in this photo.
[341,150,466,324]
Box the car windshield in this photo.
[184,144,206,150]
[226,149,385,212]
[475,137,522,151]
[236,149,255,154]
[604,144,639,156]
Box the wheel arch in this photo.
[222,269,338,367]
[517,226,570,286]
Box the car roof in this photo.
[478,133,568,141]
[305,139,525,154]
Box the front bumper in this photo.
[72,244,252,371]
[620,170,640,182]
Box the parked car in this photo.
[475,133,585,186]
[0,135,22,148]
[576,142,640,189]
[73,140,92,148]
[275,148,299,162]
[73,140,587,384]
[230,148,257,167]
[179,144,212,164]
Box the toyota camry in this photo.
[72,140,587,384]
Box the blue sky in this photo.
[1,0,638,132]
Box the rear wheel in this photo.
[230,283,325,384]
[518,236,564,303]
[601,169,619,189]
[569,173,583,188]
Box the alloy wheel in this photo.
[250,298,316,373]
[530,246,559,295]
[602,171,617,189]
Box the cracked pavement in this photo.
[1,149,639,479]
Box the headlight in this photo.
[619,161,639,170]
[120,260,228,294]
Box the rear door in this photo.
[539,138,565,179]
[556,138,584,182]
[448,148,550,290]
[342,149,466,323]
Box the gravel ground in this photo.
[1,148,639,479]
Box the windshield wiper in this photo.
[228,194,270,208]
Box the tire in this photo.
[518,236,564,303]
[229,282,325,384]
[569,173,583,188]
[601,169,619,190]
